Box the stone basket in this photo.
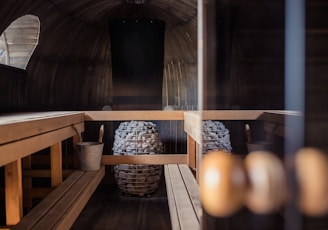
[113,121,163,196]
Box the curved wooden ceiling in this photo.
[48,0,196,27]
[0,0,197,65]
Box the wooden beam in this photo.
[5,160,23,225]
[184,111,202,144]
[101,154,187,165]
[0,112,84,145]
[202,110,265,120]
[0,122,84,167]
[84,110,185,121]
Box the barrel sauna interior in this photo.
[0,0,328,229]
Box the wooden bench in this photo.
[12,166,105,230]
[164,164,201,230]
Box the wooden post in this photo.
[22,156,32,209]
[50,142,62,187]
[5,159,23,225]
[195,144,200,182]
[187,135,197,170]
[72,135,80,169]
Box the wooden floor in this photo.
[71,174,172,230]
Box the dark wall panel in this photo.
[109,19,165,110]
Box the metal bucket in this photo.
[77,142,104,171]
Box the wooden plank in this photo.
[12,171,84,230]
[84,110,185,121]
[53,166,105,229]
[202,110,299,122]
[178,165,202,222]
[33,166,105,229]
[5,160,23,225]
[50,142,63,187]
[202,110,265,120]
[0,112,84,145]
[184,111,202,144]
[101,154,187,165]
[164,165,180,230]
[165,164,199,230]
[0,122,84,167]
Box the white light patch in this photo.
[205,168,220,187]
[249,166,267,185]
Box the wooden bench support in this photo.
[164,164,201,230]
[5,159,23,226]
[50,142,63,187]
[12,166,105,230]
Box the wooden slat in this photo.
[0,122,84,167]
[178,165,202,221]
[13,167,105,229]
[52,166,105,229]
[0,112,84,145]
[164,165,180,230]
[12,171,84,230]
[50,142,62,187]
[33,166,105,229]
[101,154,187,165]
[165,164,199,230]
[5,160,23,225]
[84,110,185,121]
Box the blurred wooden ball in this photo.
[295,147,328,216]
[200,150,246,217]
[244,151,286,214]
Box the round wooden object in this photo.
[200,150,246,217]
[295,147,328,216]
[244,151,286,214]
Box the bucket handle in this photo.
[98,124,104,144]
[71,124,83,142]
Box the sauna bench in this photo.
[0,112,84,226]
[164,164,201,230]
[12,166,105,230]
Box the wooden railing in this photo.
[84,110,189,165]
[0,110,299,228]
[0,112,84,226]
